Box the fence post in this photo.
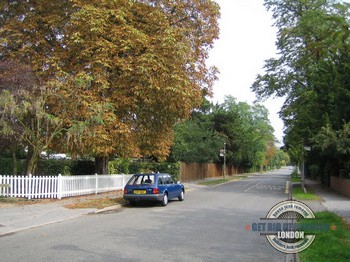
[57,174,62,199]
[28,173,32,200]
[95,173,98,195]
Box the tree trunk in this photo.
[95,156,109,174]
[12,149,17,175]
[25,144,39,176]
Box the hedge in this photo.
[109,159,180,180]
[0,158,180,179]
[0,158,25,176]
[0,158,95,176]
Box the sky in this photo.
[208,0,285,144]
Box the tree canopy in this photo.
[170,97,282,171]
[0,0,220,174]
[252,0,350,180]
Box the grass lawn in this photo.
[0,196,39,205]
[292,186,321,201]
[291,171,301,183]
[299,211,350,262]
[64,197,126,209]
[291,176,301,183]
[198,176,244,186]
[0,192,124,209]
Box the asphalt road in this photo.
[0,168,292,262]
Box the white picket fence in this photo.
[0,174,133,199]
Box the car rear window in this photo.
[127,174,155,185]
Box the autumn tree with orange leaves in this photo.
[0,0,220,174]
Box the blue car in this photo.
[123,173,185,206]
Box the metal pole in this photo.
[302,146,311,193]
[223,142,226,179]
[301,143,304,192]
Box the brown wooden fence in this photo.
[179,162,241,182]
[331,176,350,198]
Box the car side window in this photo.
[158,177,164,185]
[168,176,174,184]
[128,175,142,185]
[164,175,174,184]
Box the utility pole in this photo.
[302,146,311,193]
[220,143,226,179]
[223,142,226,179]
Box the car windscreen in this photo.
[127,174,155,185]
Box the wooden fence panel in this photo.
[179,162,240,182]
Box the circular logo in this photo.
[265,200,316,254]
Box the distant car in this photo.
[123,173,185,206]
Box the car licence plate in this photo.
[134,190,146,195]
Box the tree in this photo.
[252,0,350,179]
[211,96,275,170]
[0,61,91,175]
[170,116,224,163]
[0,0,220,174]
[168,96,277,171]
[0,60,35,175]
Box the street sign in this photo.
[220,149,225,156]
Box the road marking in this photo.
[285,181,290,195]
[244,179,286,192]
[244,179,265,192]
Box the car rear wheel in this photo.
[178,190,184,201]
[161,193,168,206]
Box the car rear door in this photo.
[164,175,177,199]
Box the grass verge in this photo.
[299,211,350,262]
[64,197,126,209]
[291,176,301,183]
[292,186,321,201]
[291,170,301,183]
[0,196,39,205]
[198,176,245,186]
[0,192,124,209]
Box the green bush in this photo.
[308,164,320,179]
[109,158,130,174]
[70,160,95,175]
[36,159,69,176]
[0,158,96,176]
[0,157,180,178]
[127,161,180,181]
[0,158,25,176]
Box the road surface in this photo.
[0,169,292,261]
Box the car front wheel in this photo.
[178,190,184,201]
[161,193,168,206]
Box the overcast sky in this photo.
[208,0,285,144]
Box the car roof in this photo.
[133,173,169,176]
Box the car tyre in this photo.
[161,193,168,206]
[178,190,184,201]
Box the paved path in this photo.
[305,179,350,223]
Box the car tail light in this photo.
[153,188,159,194]
[124,188,128,194]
